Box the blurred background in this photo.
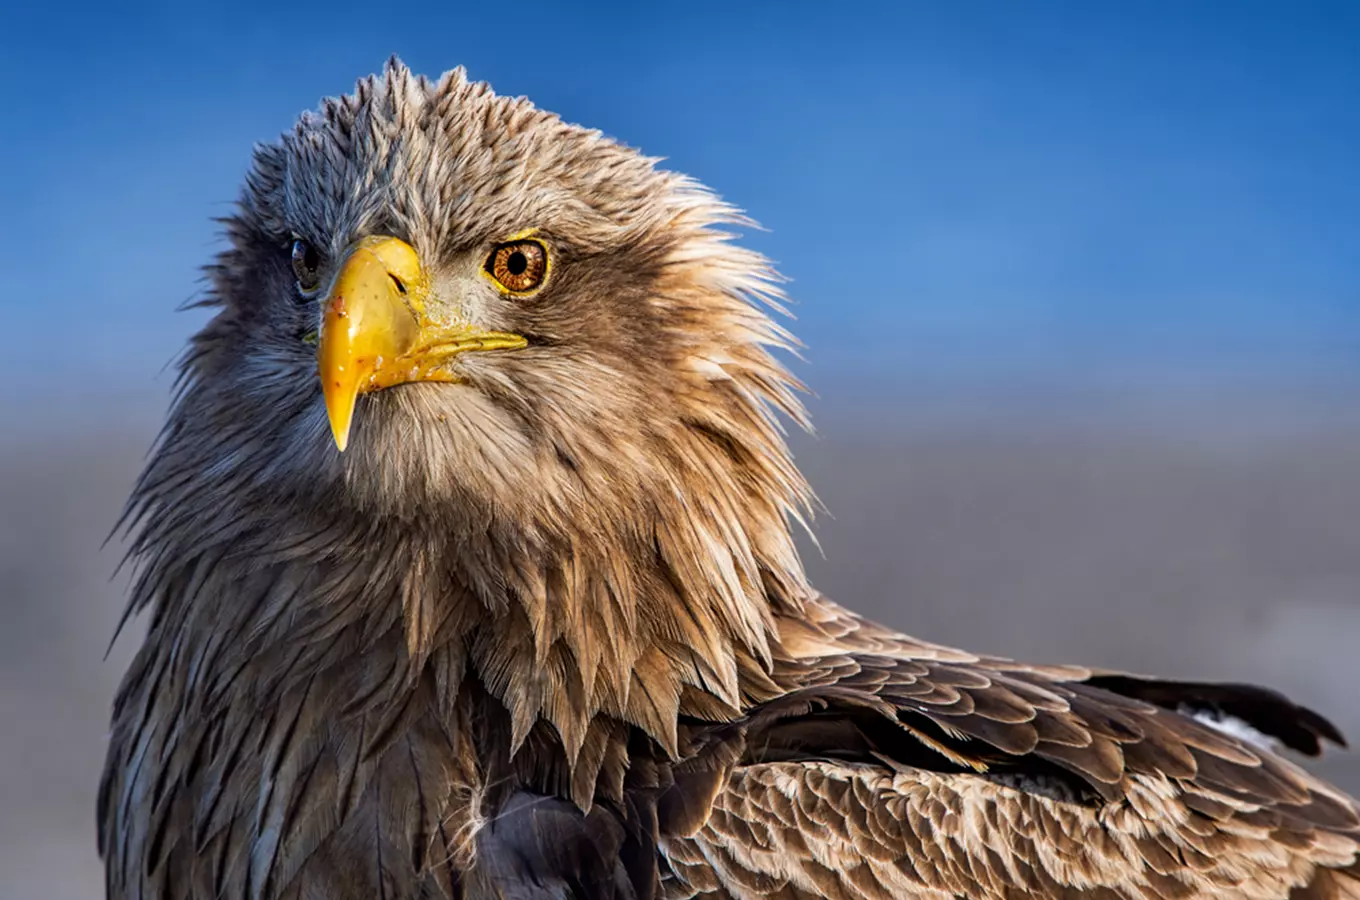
[2,2,1358,896]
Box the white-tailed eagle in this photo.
[100,61,1360,899]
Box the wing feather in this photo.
[663,594,1360,899]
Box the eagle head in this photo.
[188,60,808,526]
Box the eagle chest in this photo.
[102,636,629,899]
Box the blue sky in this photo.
[2,0,1357,417]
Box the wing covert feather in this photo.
[662,595,1360,899]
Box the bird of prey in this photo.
[100,61,1360,900]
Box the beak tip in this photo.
[326,402,354,453]
[321,381,358,454]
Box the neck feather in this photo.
[119,389,811,783]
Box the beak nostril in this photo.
[389,273,407,295]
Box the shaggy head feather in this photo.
[122,59,812,764]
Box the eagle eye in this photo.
[291,239,323,296]
[485,239,548,294]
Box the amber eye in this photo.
[485,239,548,294]
[291,238,322,296]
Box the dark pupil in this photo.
[296,242,318,272]
[506,250,528,276]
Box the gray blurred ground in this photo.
[5,380,1360,898]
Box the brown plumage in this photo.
[99,61,1360,899]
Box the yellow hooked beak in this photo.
[317,236,527,451]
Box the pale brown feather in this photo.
[659,597,1360,899]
